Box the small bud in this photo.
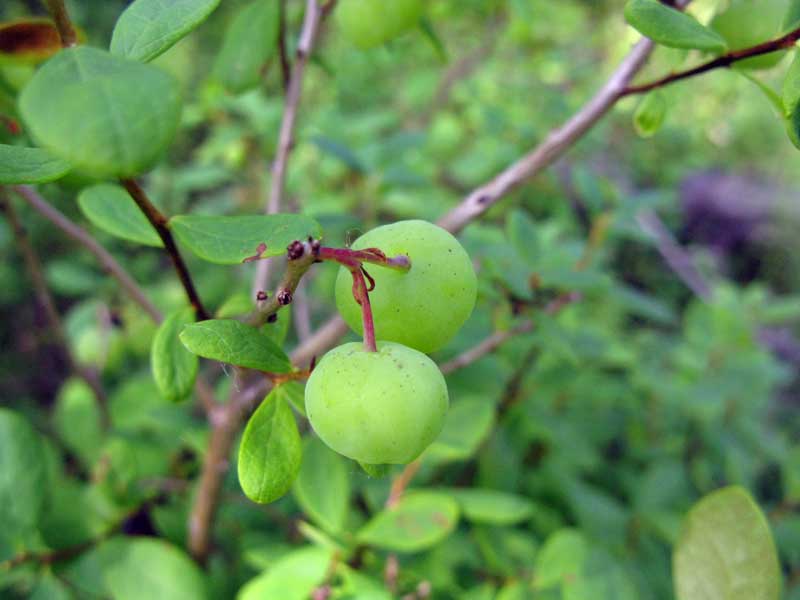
[287,240,305,260]
[277,289,293,305]
[256,291,268,302]
[310,239,321,256]
[267,314,278,323]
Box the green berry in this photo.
[305,341,448,464]
[336,0,424,50]
[334,220,477,354]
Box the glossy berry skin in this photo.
[336,0,423,50]
[305,342,448,465]
[335,220,477,354]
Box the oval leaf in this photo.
[78,183,163,247]
[170,214,322,264]
[213,0,280,94]
[0,408,47,555]
[624,0,728,53]
[293,436,351,534]
[0,144,71,184]
[106,537,207,600]
[633,90,668,138]
[533,529,589,591]
[783,52,800,147]
[19,46,182,178]
[448,488,534,526]
[357,491,459,552]
[238,389,302,504]
[151,307,198,402]
[238,546,333,600]
[673,486,781,600]
[425,398,494,463]
[180,319,291,372]
[111,0,221,62]
[53,378,104,466]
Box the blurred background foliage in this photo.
[1,0,799,598]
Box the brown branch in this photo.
[386,459,422,509]
[636,209,713,300]
[620,26,800,97]
[13,186,162,323]
[253,0,328,295]
[44,0,78,47]
[278,0,291,92]
[121,179,210,320]
[12,186,218,417]
[435,0,695,235]
[2,188,110,426]
[440,320,534,375]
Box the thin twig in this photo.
[292,279,313,343]
[44,0,78,47]
[636,209,713,301]
[13,185,162,322]
[121,179,210,320]
[435,0,694,235]
[1,189,109,426]
[440,320,534,375]
[386,460,422,509]
[12,186,218,417]
[278,0,291,93]
[620,25,800,97]
[253,0,327,296]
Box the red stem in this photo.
[318,246,410,271]
[349,267,377,352]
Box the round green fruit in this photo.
[335,220,477,354]
[305,341,448,464]
[710,0,787,70]
[336,0,424,50]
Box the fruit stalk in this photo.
[349,266,377,352]
[318,246,411,271]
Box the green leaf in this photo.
[624,0,728,52]
[105,537,207,600]
[238,546,333,600]
[786,0,800,30]
[533,529,589,591]
[170,214,322,265]
[213,0,280,94]
[784,53,800,147]
[357,491,460,552]
[238,388,302,504]
[180,319,291,372]
[425,397,494,463]
[19,46,181,178]
[293,436,350,534]
[0,408,47,556]
[633,90,668,138]
[151,307,198,402]
[111,0,221,62]
[30,572,73,600]
[359,462,391,478]
[0,144,71,183]
[53,378,104,466]
[448,488,534,526]
[78,183,163,247]
[673,486,781,600]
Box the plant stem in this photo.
[350,267,377,352]
[13,185,163,322]
[620,24,800,97]
[44,0,78,48]
[0,189,110,428]
[121,179,210,320]
[317,246,411,271]
[253,0,328,296]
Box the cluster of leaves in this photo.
[0,0,799,599]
